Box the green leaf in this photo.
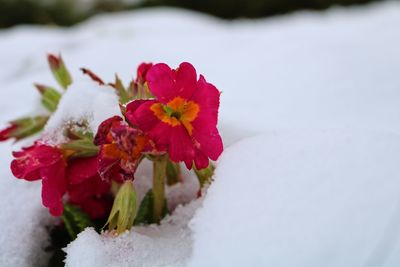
[62,203,94,240]
[134,189,169,225]
[166,160,181,186]
[134,190,153,225]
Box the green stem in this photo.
[152,156,167,223]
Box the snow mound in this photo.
[189,131,400,267]
[44,78,121,144]
[0,144,53,266]
[65,199,202,267]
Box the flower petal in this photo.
[136,62,153,84]
[193,128,223,161]
[174,62,197,99]
[146,62,198,103]
[68,174,110,203]
[146,63,176,103]
[11,144,63,181]
[191,75,221,130]
[194,150,210,170]
[94,116,123,146]
[97,145,124,182]
[168,125,195,163]
[41,160,67,216]
[126,100,160,132]
[67,157,99,184]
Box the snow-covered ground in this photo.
[1,1,400,266]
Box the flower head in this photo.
[11,143,66,216]
[94,116,149,181]
[126,62,223,169]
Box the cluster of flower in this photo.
[0,55,223,236]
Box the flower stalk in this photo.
[152,155,167,224]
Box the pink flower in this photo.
[11,143,66,216]
[126,62,223,169]
[67,157,111,219]
[94,116,149,181]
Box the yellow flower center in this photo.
[150,97,200,135]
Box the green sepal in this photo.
[35,84,61,112]
[60,139,99,158]
[194,162,215,189]
[48,54,73,89]
[113,75,130,104]
[10,115,48,141]
[65,123,93,140]
[62,203,94,240]
[105,180,137,235]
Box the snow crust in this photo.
[1,1,400,266]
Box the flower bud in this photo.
[194,162,215,196]
[47,54,72,89]
[35,84,61,112]
[105,180,137,235]
[0,116,48,142]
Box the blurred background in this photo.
[0,0,383,28]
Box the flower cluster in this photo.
[1,55,223,237]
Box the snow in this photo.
[65,199,201,267]
[0,143,54,266]
[1,1,400,266]
[43,77,121,144]
[189,131,400,267]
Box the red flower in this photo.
[11,143,66,216]
[11,143,113,218]
[94,116,149,181]
[67,157,111,219]
[125,62,223,169]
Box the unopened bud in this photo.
[194,162,215,196]
[47,54,72,89]
[35,84,61,112]
[0,116,48,142]
[105,180,137,235]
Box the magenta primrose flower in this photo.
[126,62,223,169]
